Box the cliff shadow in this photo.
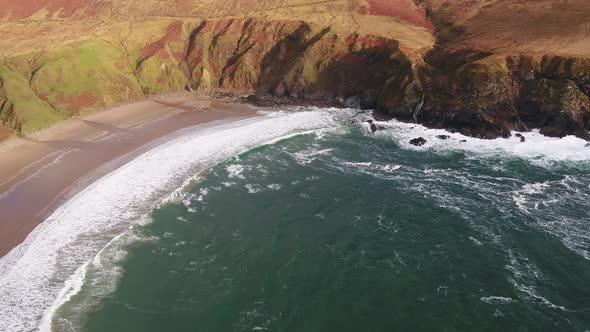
[305,42,414,110]
[256,23,330,95]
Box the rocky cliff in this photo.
[403,0,590,139]
[0,0,588,140]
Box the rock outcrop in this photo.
[410,137,427,146]
[0,0,589,140]
[385,0,590,139]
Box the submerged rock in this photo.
[436,135,450,140]
[410,137,427,146]
[367,120,378,133]
[514,133,526,142]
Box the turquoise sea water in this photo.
[76,115,590,331]
[2,109,590,332]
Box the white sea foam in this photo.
[364,118,590,264]
[334,161,402,179]
[344,161,373,167]
[0,110,337,332]
[197,188,210,202]
[480,296,514,305]
[518,178,590,261]
[245,184,262,194]
[267,184,282,191]
[226,164,246,179]
[380,164,401,172]
[375,120,590,165]
[469,236,483,247]
[505,249,566,311]
[292,148,334,164]
[512,182,551,213]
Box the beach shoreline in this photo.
[0,93,259,257]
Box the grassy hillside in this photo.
[0,11,433,137]
[31,39,144,115]
[0,0,588,140]
[0,64,64,134]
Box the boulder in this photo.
[410,137,427,146]
[367,120,378,133]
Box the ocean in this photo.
[1,108,590,331]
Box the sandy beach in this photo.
[0,94,258,257]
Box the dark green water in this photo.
[80,120,590,331]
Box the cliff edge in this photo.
[0,0,588,140]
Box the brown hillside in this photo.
[424,0,590,57]
[0,0,589,140]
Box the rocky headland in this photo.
[1,0,589,140]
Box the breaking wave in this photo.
[0,110,340,332]
[1,108,590,331]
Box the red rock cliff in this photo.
[0,0,588,139]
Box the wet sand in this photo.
[0,95,258,257]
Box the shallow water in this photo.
[3,108,590,331]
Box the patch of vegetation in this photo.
[137,57,187,95]
[31,38,143,115]
[0,64,64,134]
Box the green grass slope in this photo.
[31,39,143,116]
[0,64,64,134]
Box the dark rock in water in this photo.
[460,140,467,143]
[367,120,377,133]
[520,136,526,142]
[515,133,523,138]
[585,143,590,147]
[437,135,451,140]
[410,137,427,146]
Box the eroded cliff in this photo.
[400,0,590,139]
[0,0,588,140]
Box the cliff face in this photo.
[388,53,590,139]
[0,0,589,140]
[400,0,590,139]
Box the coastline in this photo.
[0,107,337,332]
[0,94,259,257]
[0,96,589,331]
